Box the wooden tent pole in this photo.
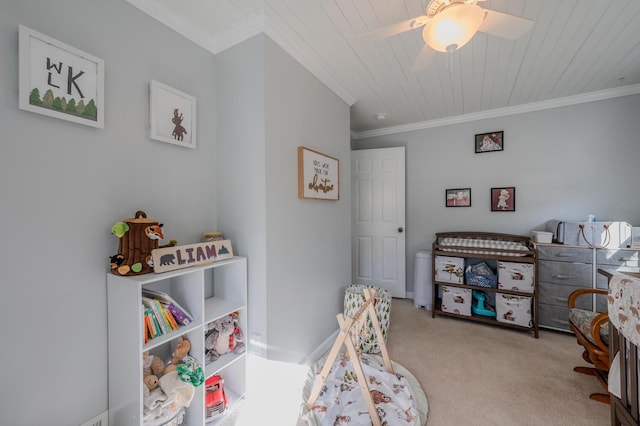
[305,289,392,426]
[363,288,394,374]
[339,313,382,426]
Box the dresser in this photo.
[536,243,640,332]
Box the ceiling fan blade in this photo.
[478,9,534,40]
[355,16,430,44]
[411,44,436,71]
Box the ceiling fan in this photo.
[355,0,534,70]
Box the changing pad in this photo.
[438,237,529,257]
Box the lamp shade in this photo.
[422,3,485,52]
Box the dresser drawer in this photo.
[538,260,593,287]
[597,249,640,267]
[538,303,570,331]
[538,282,592,309]
[537,245,593,263]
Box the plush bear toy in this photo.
[142,351,166,392]
[165,336,191,373]
[205,313,245,363]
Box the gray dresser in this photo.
[536,243,640,332]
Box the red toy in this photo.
[205,375,227,419]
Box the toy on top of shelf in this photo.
[204,312,245,364]
[109,210,177,276]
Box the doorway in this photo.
[351,147,406,298]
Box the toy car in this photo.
[205,375,227,420]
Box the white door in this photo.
[351,147,406,298]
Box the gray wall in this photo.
[216,36,270,354]
[2,4,352,424]
[264,37,351,362]
[217,35,352,363]
[1,1,216,425]
[353,94,640,295]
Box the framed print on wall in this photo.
[446,188,471,207]
[18,25,105,128]
[150,80,196,149]
[298,146,339,200]
[475,131,503,153]
[491,187,515,212]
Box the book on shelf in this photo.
[164,302,191,326]
[163,308,180,330]
[142,297,170,335]
[143,313,149,344]
[142,288,193,325]
[144,307,162,338]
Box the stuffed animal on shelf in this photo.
[142,351,166,392]
[163,337,204,387]
[205,313,245,364]
[165,336,191,373]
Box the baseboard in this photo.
[299,328,339,366]
[79,410,108,426]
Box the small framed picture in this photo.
[19,25,105,128]
[298,146,340,201]
[150,80,196,149]
[491,187,515,212]
[475,131,503,153]
[446,188,471,207]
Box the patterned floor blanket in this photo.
[300,353,427,426]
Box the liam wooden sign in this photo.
[151,239,234,273]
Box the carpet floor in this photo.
[236,297,610,425]
[386,298,609,425]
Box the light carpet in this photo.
[235,298,609,425]
[386,298,609,425]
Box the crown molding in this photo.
[351,83,640,140]
[211,14,265,54]
[262,15,356,106]
[126,1,356,107]
[127,0,218,52]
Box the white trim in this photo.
[211,14,265,53]
[263,15,357,106]
[126,0,218,52]
[126,1,640,137]
[352,83,640,139]
[125,2,357,107]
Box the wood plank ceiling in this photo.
[128,0,640,137]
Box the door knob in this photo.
[398,227,404,233]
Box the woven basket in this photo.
[343,284,391,354]
[465,272,498,288]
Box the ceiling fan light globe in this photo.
[422,3,485,52]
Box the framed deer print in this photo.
[150,80,196,149]
[19,25,105,128]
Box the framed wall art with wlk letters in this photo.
[19,25,104,128]
[298,146,340,201]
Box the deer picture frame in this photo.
[150,80,196,149]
